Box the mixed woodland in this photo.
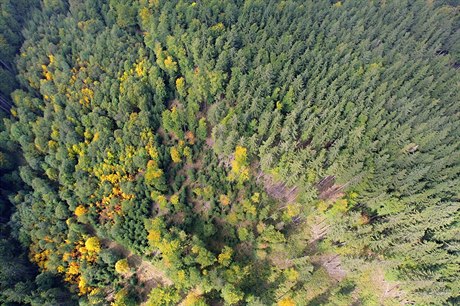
[0,0,459,305]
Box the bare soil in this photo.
[255,170,299,204]
[101,239,172,304]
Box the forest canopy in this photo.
[0,0,459,305]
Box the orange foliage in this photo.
[31,249,51,270]
[185,131,195,144]
[219,194,230,206]
[75,205,87,217]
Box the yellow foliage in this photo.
[78,246,88,254]
[284,268,299,282]
[146,143,159,159]
[256,249,267,259]
[170,194,179,205]
[75,205,87,217]
[45,71,52,81]
[85,237,101,253]
[334,198,348,213]
[227,211,238,225]
[234,146,247,167]
[191,245,199,254]
[228,146,250,183]
[31,249,51,269]
[80,87,94,106]
[333,1,342,8]
[148,229,161,245]
[68,262,79,275]
[285,203,301,218]
[78,276,92,295]
[276,101,283,110]
[158,239,180,267]
[84,130,92,140]
[139,7,151,25]
[176,270,186,283]
[369,62,382,71]
[192,187,202,197]
[349,192,359,199]
[242,200,256,216]
[176,77,186,96]
[41,64,52,81]
[51,128,59,140]
[317,200,329,213]
[183,291,204,306]
[164,55,177,72]
[48,140,58,150]
[134,60,147,77]
[203,186,213,198]
[145,160,164,181]
[157,195,168,209]
[183,146,191,158]
[218,246,233,266]
[170,147,181,163]
[210,22,225,33]
[115,259,130,274]
[278,297,296,306]
[112,288,130,306]
[251,192,260,203]
[62,252,72,262]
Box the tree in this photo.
[74,205,87,217]
[228,146,249,183]
[85,237,101,254]
[115,259,130,275]
[218,246,233,267]
[176,77,186,97]
[170,147,181,163]
[197,118,207,141]
[146,287,181,306]
[278,297,295,306]
[221,284,244,305]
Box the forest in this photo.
[0,0,459,305]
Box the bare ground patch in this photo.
[255,170,299,204]
[102,238,172,304]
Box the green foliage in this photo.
[1,0,458,305]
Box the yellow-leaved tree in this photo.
[170,147,181,163]
[228,146,249,183]
[74,205,87,217]
[85,237,101,253]
[115,258,130,275]
[278,297,296,306]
